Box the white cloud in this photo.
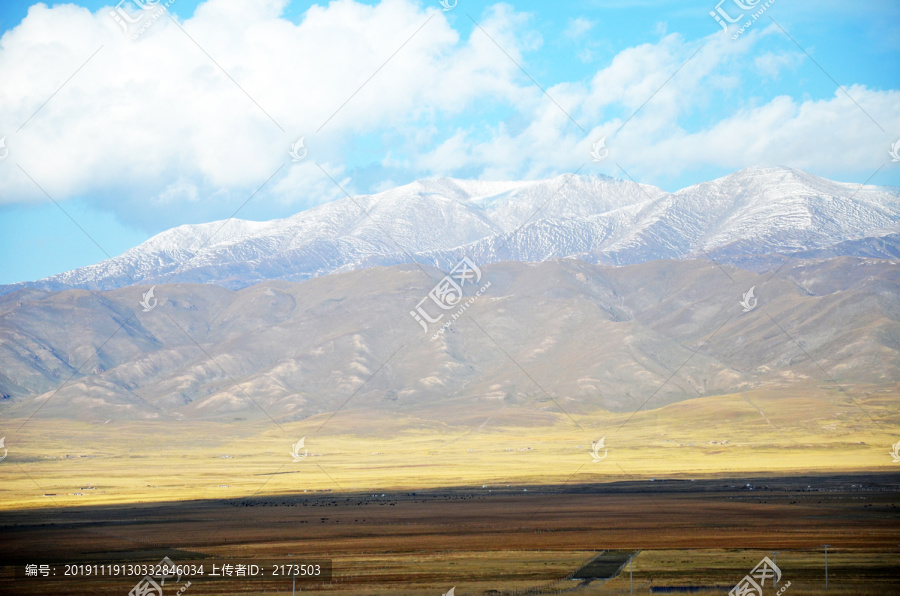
[753,51,804,80]
[410,27,899,185]
[564,17,593,40]
[0,0,896,231]
[0,0,491,221]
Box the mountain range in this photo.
[1,166,898,422]
[1,166,898,295]
[1,256,898,421]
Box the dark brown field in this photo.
[2,473,899,595]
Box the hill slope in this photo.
[1,256,897,421]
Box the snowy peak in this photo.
[3,167,899,294]
[674,166,900,253]
[680,165,899,210]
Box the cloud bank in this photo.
[0,0,896,230]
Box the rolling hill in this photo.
[1,257,897,421]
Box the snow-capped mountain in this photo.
[4,166,898,294]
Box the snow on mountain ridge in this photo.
[4,167,899,294]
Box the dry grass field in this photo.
[2,385,898,508]
[2,385,898,594]
[1,479,899,594]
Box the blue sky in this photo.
[0,0,898,284]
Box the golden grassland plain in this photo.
[2,384,899,594]
[2,386,898,508]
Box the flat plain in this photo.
[2,384,898,507]
[2,474,898,594]
[2,383,899,594]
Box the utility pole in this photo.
[821,545,831,590]
[630,555,633,594]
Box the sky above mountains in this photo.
[0,0,898,284]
